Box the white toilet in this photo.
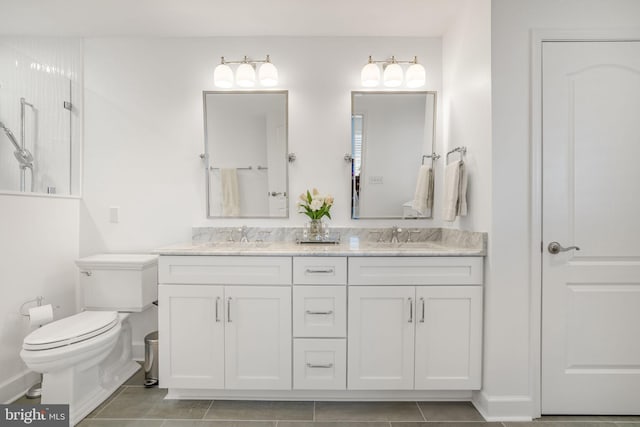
[20,254,158,426]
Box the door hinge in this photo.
[63,101,73,111]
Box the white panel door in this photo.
[348,286,415,389]
[542,41,640,414]
[224,286,292,389]
[158,284,225,389]
[414,286,482,390]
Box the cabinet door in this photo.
[414,286,482,390]
[224,286,292,389]
[158,284,224,389]
[348,286,415,389]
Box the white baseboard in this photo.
[472,390,534,421]
[1,370,40,404]
[166,389,473,401]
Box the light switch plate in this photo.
[109,206,119,223]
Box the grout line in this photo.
[202,399,214,420]
[89,386,127,418]
[415,401,427,422]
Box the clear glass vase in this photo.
[308,218,324,241]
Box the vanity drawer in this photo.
[293,257,347,285]
[348,257,483,285]
[293,286,346,337]
[159,256,292,285]
[293,339,346,390]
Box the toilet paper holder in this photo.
[20,296,45,317]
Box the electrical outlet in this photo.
[369,175,384,184]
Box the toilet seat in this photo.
[23,311,119,351]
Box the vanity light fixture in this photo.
[214,55,278,88]
[361,55,426,88]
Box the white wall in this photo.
[81,36,444,253]
[442,0,492,233]
[485,0,640,419]
[81,36,443,356]
[0,194,79,403]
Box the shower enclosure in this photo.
[0,37,82,195]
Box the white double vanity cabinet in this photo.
[156,233,484,400]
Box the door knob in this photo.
[548,241,580,254]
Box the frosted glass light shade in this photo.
[213,63,233,88]
[361,63,381,87]
[259,62,278,87]
[406,63,426,88]
[236,63,256,87]
[383,63,403,87]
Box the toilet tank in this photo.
[76,254,158,312]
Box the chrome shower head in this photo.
[1,121,34,167]
[0,121,22,152]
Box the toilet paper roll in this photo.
[29,304,53,327]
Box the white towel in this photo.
[221,168,240,216]
[443,160,468,221]
[411,165,434,215]
[457,162,468,217]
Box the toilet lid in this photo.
[23,311,119,351]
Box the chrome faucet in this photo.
[239,226,250,243]
[390,226,402,243]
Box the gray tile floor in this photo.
[11,366,640,427]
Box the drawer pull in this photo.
[305,268,335,274]
[305,310,334,315]
[215,297,221,322]
[408,297,413,323]
[306,362,334,368]
[227,297,232,322]
[420,297,425,323]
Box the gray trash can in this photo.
[144,331,159,387]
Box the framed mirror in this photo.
[351,91,437,219]
[204,91,288,218]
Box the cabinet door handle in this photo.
[420,297,425,323]
[227,297,232,322]
[306,362,334,368]
[215,297,221,322]
[305,268,335,274]
[408,297,413,323]
[305,310,333,315]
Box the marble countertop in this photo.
[153,227,487,257]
